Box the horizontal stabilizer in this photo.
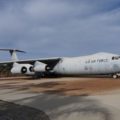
[0,49,26,53]
[0,49,26,62]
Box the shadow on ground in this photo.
[14,94,113,120]
[0,100,50,120]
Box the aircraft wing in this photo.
[0,49,62,73]
[0,57,61,67]
[0,57,61,75]
[0,49,61,66]
[17,57,61,66]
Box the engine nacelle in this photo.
[33,61,52,72]
[11,63,34,75]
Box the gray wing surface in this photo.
[0,57,61,67]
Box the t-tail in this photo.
[0,49,25,62]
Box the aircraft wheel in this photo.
[113,74,118,79]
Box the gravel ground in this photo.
[0,77,120,120]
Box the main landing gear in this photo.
[112,73,120,79]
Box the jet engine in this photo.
[34,61,51,72]
[11,63,34,75]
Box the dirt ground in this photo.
[0,76,120,96]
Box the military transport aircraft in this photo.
[0,49,120,79]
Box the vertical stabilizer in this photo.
[9,50,19,62]
[0,49,25,62]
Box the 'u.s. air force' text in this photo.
[85,59,108,64]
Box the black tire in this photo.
[112,74,118,79]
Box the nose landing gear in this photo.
[112,74,118,79]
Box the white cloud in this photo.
[0,0,120,60]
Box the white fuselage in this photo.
[53,53,120,75]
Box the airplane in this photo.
[0,49,120,79]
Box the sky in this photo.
[0,0,120,60]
